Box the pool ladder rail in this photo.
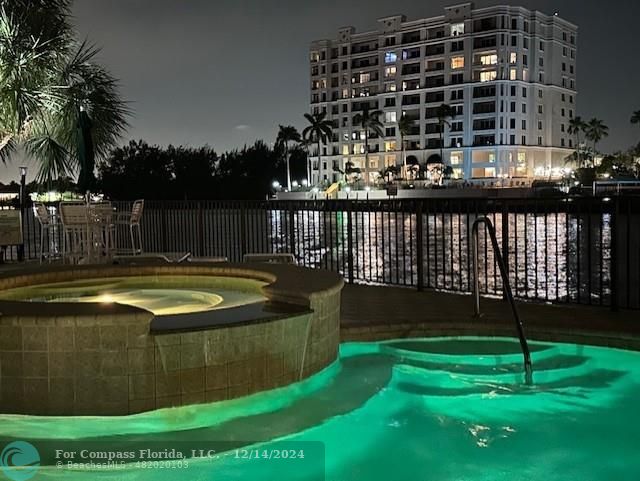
[471,217,534,385]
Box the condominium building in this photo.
[308,2,577,185]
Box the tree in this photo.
[568,117,588,167]
[353,106,384,185]
[275,125,300,191]
[302,113,332,186]
[436,104,456,168]
[585,118,609,156]
[0,0,129,184]
[397,115,414,180]
[299,137,313,184]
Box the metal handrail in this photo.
[472,216,533,385]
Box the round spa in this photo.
[0,263,343,416]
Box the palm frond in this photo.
[24,131,72,182]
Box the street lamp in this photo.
[18,166,27,261]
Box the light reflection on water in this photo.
[284,210,613,305]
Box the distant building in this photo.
[0,183,19,202]
[308,2,577,184]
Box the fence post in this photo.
[346,200,354,283]
[610,196,619,311]
[501,201,509,301]
[416,201,424,291]
[240,202,247,261]
[288,203,295,258]
[197,201,205,257]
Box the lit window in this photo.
[480,70,497,82]
[342,145,350,155]
[451,56,465,69]
[450,151,463,165]
[359,73,370,83]
[451,22,465,36]
[509,68,517,80]
[385,83,397,92]
[384,141,397,152]
[384,112,397,123]
[384,66,397,77]
[310,51,320,62]
[385,52,397,64]
[480,54,498,66]
[509,52,517,64]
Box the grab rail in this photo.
[472,217,533,385]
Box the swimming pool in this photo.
[1,337,638,480]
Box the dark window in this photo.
[426,91,445,103]
[473,85,496,98]
[473,101,496,114]
[401,30,421,44]
[450,73,464,85]
[450,40,464,52]
[473,118,495,130]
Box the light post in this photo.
[18,166,27,261]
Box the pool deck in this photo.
[341,284,640,350]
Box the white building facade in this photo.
[309,3,577,185]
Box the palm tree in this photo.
[397,115,414,180]
[299,137,313,185]
[353,106,384,185]
[302,112,332,187]
[436,104,456,166]
[568,116,588,167]
[585,118,609,160]
[0,0,129,183]
[275,125,301,191]
[631,110,640,127]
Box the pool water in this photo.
[0,276,267,315]
[1,337,639,480]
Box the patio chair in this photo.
[88,202,115,260]
[58,202,89,264]
[33,203,55,263]
[115,199,144,255]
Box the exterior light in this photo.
[272,180,281,189]
[19,166,28,177]
[292,181,299,188]
[345,186,351,193]
[603,173,610,179]
[302,179,308,187]
[365,186,371,192]
[311,187,319,194]
[603,197,611,202]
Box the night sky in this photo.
[2,0,639,183]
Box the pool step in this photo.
[391,362,625,398]
[380,338,562,367]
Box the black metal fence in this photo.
[5,196,640,310]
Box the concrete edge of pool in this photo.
[340,284,640,351]
[0,263,344,416]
